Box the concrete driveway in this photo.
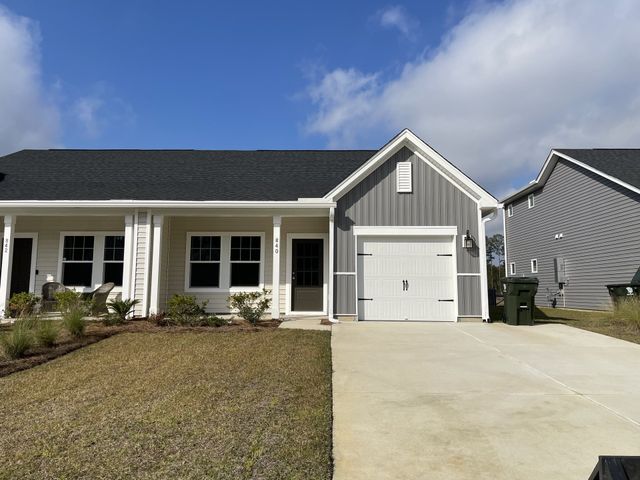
[332,322,640,480]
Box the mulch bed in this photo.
[0,318,281,378]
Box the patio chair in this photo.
[41,282,67,312]
[81,282,115,316]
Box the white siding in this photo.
[14,215,125,297]
[133,211,150,316]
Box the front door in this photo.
[291,239,323,312]
[10,238,34,296]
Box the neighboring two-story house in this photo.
[503,149,640,310]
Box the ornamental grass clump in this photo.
[0,319,34,359]
[34,319,58,347]
[614,296,640,332]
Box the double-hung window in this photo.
[103,235,125,286]
[62,236,94,287]
[188,236,221,288]
[185,233,263,291]
[60,232,125,289]
[230,236,261,287]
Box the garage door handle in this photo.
[402,280,406,291]
[437,254,452,257]
[438,299,454,302]
[406,280,409,291]
[358,298,373,301]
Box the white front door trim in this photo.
[13,233,39,294]
[285,233,329,316]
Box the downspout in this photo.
[480,209,497,322]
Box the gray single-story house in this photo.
[503,148,640,310]
[0,129,497,321]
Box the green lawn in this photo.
[490,305,640,344]
[0,330,332,480]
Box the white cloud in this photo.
[377,5,419,38]
[0,5,60,155]
[71,83,135,139]
[306,0,640,198]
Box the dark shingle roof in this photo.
[0,149,376,201]
[555,149,640,190]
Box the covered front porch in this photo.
[0,205,335,319]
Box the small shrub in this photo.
[7,292,40,318]
[614,296,640,331]
[228,289,271,325]
[204,315,229,327]
[35,319,58,347]
[105,298,140,325]
[63,306,87,337]
[167,295,208,326]
[0,319,34,359]
[55,290,88,314]
[148,312,168,325]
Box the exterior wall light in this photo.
[464,229,474,249]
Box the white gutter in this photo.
[0,199,336,209]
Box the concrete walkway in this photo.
[332,322,640,480]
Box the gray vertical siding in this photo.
[457,276,482,315]
[334,146,482,316]
[505,159,640,310]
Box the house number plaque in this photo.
[274,237,279,254]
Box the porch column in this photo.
[149,214,164,315]
[328,208,335,319]
[271,215,281,319]
[0,215,15,317]
[121,214,134,300]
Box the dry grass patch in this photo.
[490,305,640,344]
[0,330,332,479]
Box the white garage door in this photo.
[357,235,456,321]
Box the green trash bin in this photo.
[606,284,640,306]
[501,277,539,325]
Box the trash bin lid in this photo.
[501,277,539,285]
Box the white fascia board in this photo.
[0,199,336,209]
[324,129,498,209]
[353,226,457,236]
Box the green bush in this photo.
[55,290,89,315]
[7,292,40,318]
[63,306,87,337]
[105,298,140,325]
[35,319,58,347]
[228,289,271,325]
[0,319,34,359]
[167,295,208,326]
[614,296,640,331]
[204,315,229,327]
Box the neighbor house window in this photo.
[509,262,516,275]
[188,235,221,288]
[230,236,261,287]
[103,235,125,286]
[62,236,94,287]
[528,194,535,208]
[531,259,538,274]
[507,204,513,217]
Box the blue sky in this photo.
[1,0,640,199]
[1,0,457,149]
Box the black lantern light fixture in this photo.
[464,229,474,249]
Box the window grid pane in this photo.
[62,236,94,261]
[230,236,261,262]
[104,235,125,262]
[190,236,221,262]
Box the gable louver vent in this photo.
[396,162,412,193]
